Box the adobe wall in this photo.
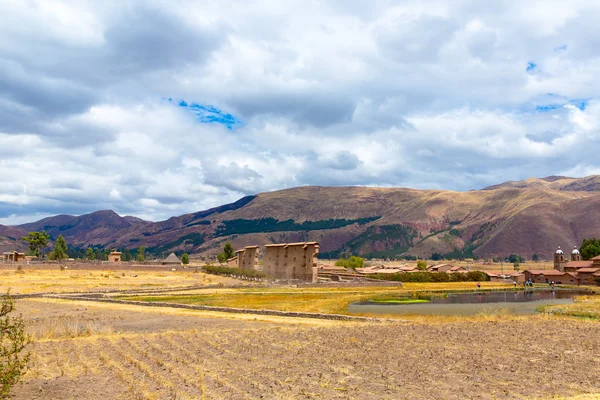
[239,246,259,271]
[263,242,319,282]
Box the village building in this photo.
[427,264,467,273]
[162,253,181,265]
[523,269,579,284]
[576,268,600,285]
[108,249,122,263]
[1,251,25,263]
[263,242,319,282]
[487,272,525,283]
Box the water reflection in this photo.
[348,290,592,316]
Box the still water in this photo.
[348,290,592,316]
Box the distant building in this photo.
[523,270,579,284]
[554,246,588,272]
[108,249,122,263]
[162,253,181,265]
[2,251,25,263]
[427,264,467,273]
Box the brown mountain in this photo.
[3,175,600,260]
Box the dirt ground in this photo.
[10,297,600,400]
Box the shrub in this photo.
[371,271,490,283]
[335,256,364,269]
[203,264,266,279]
[181,253,190,265]
[0,292,30,398]
[416,260,428,271]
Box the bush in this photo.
[0,292,30,398]
[416,260,428,271]
[371,271,490,283]
[203,264,266,279]
[335,256,364,269]
[181,253,190,265]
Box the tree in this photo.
[431,252,443,261]
[416,260,428,271]
[0,292,30,398]
[217,253,227,263]
[223,243,235,260]
[85,247,95,260]
[532,253,540,262]
[181,253,190,265]
[21,231,50,258]
[53,235,68,261]
[122,248,132,262]
[508,254,524,263]
[136,246,146,262]
[580,238,600,260]
[513,260,520,272]
[335,256,364,269]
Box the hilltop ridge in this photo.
[2,175,600,260]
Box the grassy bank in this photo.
[540,294,600,320]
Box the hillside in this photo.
[3,175,600,260]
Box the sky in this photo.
[1,0,600,224]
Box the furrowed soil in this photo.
[12,296,600,399]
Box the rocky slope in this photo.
[3,175,600,260]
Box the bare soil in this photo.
[11,298,600,399]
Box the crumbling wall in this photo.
[263,242,319,282]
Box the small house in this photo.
[162,253,181,265]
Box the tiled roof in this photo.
[525,270,576,276]
[576,268,600,273]
[566,261,594,268]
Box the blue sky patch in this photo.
[553,44,568,53]
[526,62,537,73]
[168,98,241,129]
[535,98,589,112]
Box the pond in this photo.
[348,290,594,316]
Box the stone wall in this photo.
[263,242,319,282]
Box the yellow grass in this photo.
[541,294,600,319]
[0,268,241,294]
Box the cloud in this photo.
[1,0,600,223]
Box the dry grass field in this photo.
[0,268,242,294]
[3,269,600,399]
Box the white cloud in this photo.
[1,0,600,223]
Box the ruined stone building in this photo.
[228,246,260,270]
[263,242,319,282]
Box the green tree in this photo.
[335,256,364,269]
[223,242,235,260]
[513,260,520,272]
[0,292,30,398]
[580,238,600,260]
[53,235,68,261]
[217,253,227,263]
[532,253,540,262]
[181,253,190,265]
[416,260,428,271]
[20,231,50,258]
[122,248,132,262]
[85,247,95,260]
[136,246,146,262]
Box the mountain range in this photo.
[2,175,600,260]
